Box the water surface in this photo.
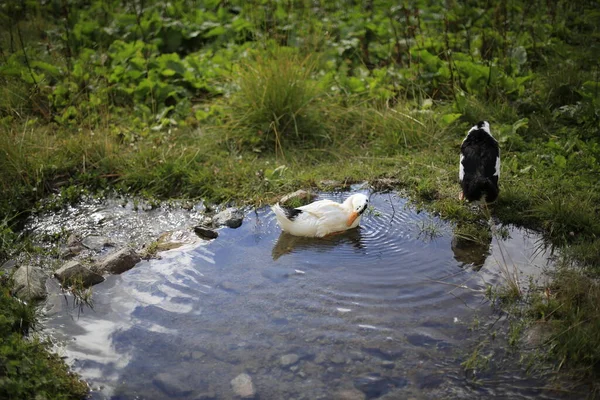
[39,192,565,399]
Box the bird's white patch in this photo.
[294,269,305,275]
[336,308,352,313]
[459,154,465,182]
[494,155,500,177]
[465,121,497,142]
[480,121,491,135]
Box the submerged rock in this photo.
[194,225,219,240]
[12,265,47,301]
[280,353,300,367]
[54,260,105,287]
[231,373,255,398]
[213,208,244,228]
[92,248,141,275]
[333,388,366,400]
[353,374,408,398]
[153,372,193,397]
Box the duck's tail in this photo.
[272,203,304,231]
[462,175,499,203]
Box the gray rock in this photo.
[280,353,300,367]
[314,353,327,364]
[213,208,244,228]
[66,233,82,247]
[60,245,84,258]
[524,322,552,347]
[280,190,316,207]
[333,389,366,400]
[12,265,47,301]
[319,180,349,190]
[194,392,217,400]
[54,260,105,287]
[81,235,114,251]
[330,354,347,364]
[155,230,201,252]
[191,350,206,360]
[194,226,219,240]
[219,281,242,292]
[1,259,17,272]
[348,351,365,361]
[370,178,400,192]
[92,248,141,275]
[153,372,193,397]
[231,373,255,398]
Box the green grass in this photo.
[0,278,88,399]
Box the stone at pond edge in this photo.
[55,260,105,287]
[230,373,255,398]
[154,230,202,252]
[370,178,400,192]
[279,189,316,207]
[213,208,244,229]
[81,235,114,251]
[12,265,47,301]
[194,226,219,240]
[92,248,141,275]
[523,322,553,347]
[1,259,17,272]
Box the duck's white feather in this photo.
[272,194,368,238]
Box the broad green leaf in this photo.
[440,113,462,127]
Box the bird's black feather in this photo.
[460,122,500,202]
[281,206,303,221]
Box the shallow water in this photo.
[38,192,567,399]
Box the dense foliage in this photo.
[1,0,600,394]
[0,279,88,399]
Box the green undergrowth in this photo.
[1,0,600,395]
[0,278,88,399]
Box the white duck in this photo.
[272,193,369,238]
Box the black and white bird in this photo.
[459,121,500,202]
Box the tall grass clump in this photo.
[227,48,325,155]
[528,268,600,374]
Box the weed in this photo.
[462,341,491,376]
[417,219,444,241]
[68,276,94,314]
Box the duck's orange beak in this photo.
[347,211,359,227]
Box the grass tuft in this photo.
[228,48,324,155]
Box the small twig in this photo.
[385,107,426,127]
[424,277,484,293]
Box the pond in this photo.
[36,191,566,399]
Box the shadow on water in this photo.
[271,229,365,260]
[33,192,579,400]
[451,234,492,270]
